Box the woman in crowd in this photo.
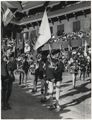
[17,58,24,85]
[69,57,79,88]
[86,56,91,78]
[79,55,87,81]
[22,56,30,85]
[30,61,36,93]
[34,61,39,92]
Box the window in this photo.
[50,26,53,34]
[57,24,64,36]
[73,21,80,32]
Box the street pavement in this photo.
[1,72,91,119]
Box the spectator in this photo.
[7,53,17,109]
[18,59,24,85]
[1,56,9,110]
[23,56,30,85]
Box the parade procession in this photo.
[1,1,91,119]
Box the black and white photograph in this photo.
[1,1,91,119]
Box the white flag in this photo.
[34,10,51,50]
[3,8,14,26]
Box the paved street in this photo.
[2,72,91,119]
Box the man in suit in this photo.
[7,53,17,109]
[1,56,9,110]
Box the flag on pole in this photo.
[34,10,51,50]
[1,2,17,26]
[3,8,15,26]
[84,40,87,56]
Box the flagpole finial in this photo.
[43,1,49,11]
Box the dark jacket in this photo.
[23,61,29,73]
[7,60,17,72]
[45,61,55,81]
[38,60,44,72]
[7,60,17,82]
[80,58,87,72]
[1,61,9,79]
[54,61,64,82]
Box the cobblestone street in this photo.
[2,72,91,119]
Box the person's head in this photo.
[9,53,14,61]
[3,56,8,62]
[37,54,42,61]
[10,56,14,62]
[51,50,60,59]
[59,57,62,63]
[73,61,76,66]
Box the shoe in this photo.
[35,89,37,92]
[53,103,57,108]
[32,89,36,93]
[34,89,37,92]
[55,106,61,112]
[49,104,56,110]
[19,83,21,85]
